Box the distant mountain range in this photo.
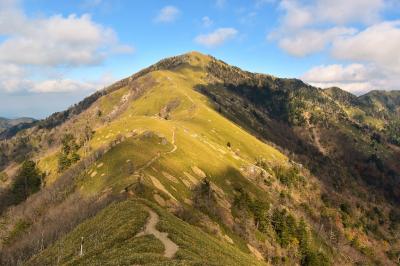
[0,52,399,265]
[0,117,36,134]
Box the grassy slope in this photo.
[23,52,291,264]
[28,199,266,266]
[75,52,288,202]
[4,52,359,265]
[6,52,289,264]
[2,53,398,265]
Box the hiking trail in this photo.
[136,207,179,258]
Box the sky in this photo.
[0,0,400,118]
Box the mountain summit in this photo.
[0,52,399,265]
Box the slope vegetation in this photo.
[0,52,399,265]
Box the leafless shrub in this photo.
[0,192,124,265]
[0,144,118,265]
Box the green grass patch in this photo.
[28,199,266,266]
[80,133,173,195]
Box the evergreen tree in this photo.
[297,219,309,250]
[272,209,297,247]
[250,200,270,232]
[11,160,42,203]
[58,133,80,172]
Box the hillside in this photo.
[0,52,399,265]
[359,90,400,116]
[0,117,36,135]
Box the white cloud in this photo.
[0,0,131,94]
[302,64,374,83]
[278,0,313,30]
[302,63,399,94]
[0,0,25,35]
[32,79,93,93]
[278,0,385,30]
[154,6,180,23]
[195,28,238,48]
[0,13,133,66]
[332,20,400,73]
[0,64,115,94]
[0,60,115,93]
[201,16,213,27]
[0,63,30,93]
[271,27,356,56]
[270,0,399,93]
[271,0,388,56]
[31,73,115,93]
[0,63,25,79]
[300,20,400,94]
[315,0,385,25]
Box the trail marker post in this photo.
[80,237,84,256]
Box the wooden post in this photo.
[80,237,84,256]
[57,244,61,265]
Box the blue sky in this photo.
[1,0,399,118]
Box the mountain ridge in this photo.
[0,51,399,265]
[1,52,397,139]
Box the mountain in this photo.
[359,90,400,118]
[0,117,36,134]
[0,52,399,265]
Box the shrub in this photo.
[340,202,352,215]
[301,250,330,266]
[271,209,297,247]
[232,188,270,233]
[386,119,400,145]
[274,166,303,188]
[193,178,219,218]
[270,208,330,264]
[3,219,31,245]
[249,200,270,232]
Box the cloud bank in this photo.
[0,0,132,94]
[269,0,399,94]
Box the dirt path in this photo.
[304,112,327,155]
[137,153,161,172]
[136,207,179,258]
[137,129,177,172]
[124,129,178,192]
[312,127,327,155]
[166,128,177,154]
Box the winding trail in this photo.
[304,112,327,155]
[125,129,178,191]
[137,129,177,172]
[166,129,177,154]
[136,207,179,258]
[137,153,162,172]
